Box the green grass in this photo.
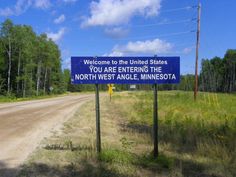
[138,153,174,169]
[18,91,236,177]
[99,149,135,164]
[125,91,236,151]
[112,91,236,177]
[0,94,58,103]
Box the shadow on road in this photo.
[0,161,19,177]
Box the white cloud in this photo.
[62,57,71,69]
[47,28,66,42]
[109,38,172,56]
[0,7,13,16]
[63,0,77,3]
[183,46,195,54]
[0,0,51,16]
[104,27,129,38]
[62,49,70,57]
[15,0,32,13]
[34,0,51,9]
[104,51,124,57]
[0,0,32,16]
[54,14,66,24]
[81,0,161,27]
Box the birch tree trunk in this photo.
[7,37,11,94]
[17,50,21,95]
[43,67,47,95]
[23,66,27,98]
[36,61,41,96]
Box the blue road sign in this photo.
[71,56,180,84]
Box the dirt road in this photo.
[0,94,93,176]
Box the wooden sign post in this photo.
[71,56,180,157]
[95,84,101,153]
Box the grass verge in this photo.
[0,92,91,103]
[18,91,236,177]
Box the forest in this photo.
[66,49,236,93]
[157,49,236,93]
[0,19,235,97]
[178,49,236,93]
[200,50,236,93]
[0,19,67,97]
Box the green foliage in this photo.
[111,91,236,176]
[0,74,5,93]
[120,137,134,150]
[99,149,136,164]
[138,153,173,169]
[64,139,73,151]
[178,74,195,91]
[0,19,68,97]
[200,50,236,93]
[133,91,236,149]
[99,149,173,170]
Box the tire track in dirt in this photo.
[0,94,94,177]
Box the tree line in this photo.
[158,49,236,93]
[199,49,236,93]
[65,49,236,93]
[1,19,235,96]
[0,19,67,97]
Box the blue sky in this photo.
[0,0,235,74]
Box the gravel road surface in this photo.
[0,94,93,176]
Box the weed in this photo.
[64,139,73,151]
[99,149,136,164]
[120,137,134,150]
[138,153,174,169]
